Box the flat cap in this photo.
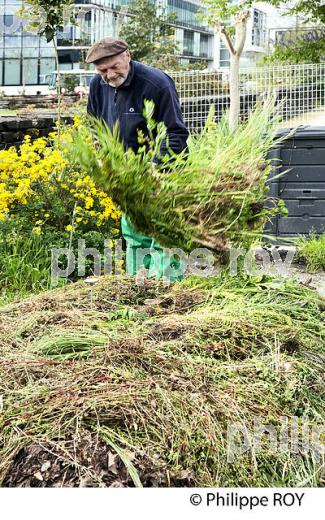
[85,37,128,64]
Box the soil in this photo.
[2,434,179,488]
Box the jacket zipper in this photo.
[113,88,118,122]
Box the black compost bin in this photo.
[265,126,325,241]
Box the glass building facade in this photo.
[167,0,209,32]
[0,0,56,86]
[0,0,214,87]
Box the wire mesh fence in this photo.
[170,63,325,130]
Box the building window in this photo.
[57,27,74,47]
[22,59,39,85]
[0,1,56,86]
[219,40,230,68]
[39,58,56,84]
[252,8,267,47]
[200,34,209,58]
[4,14,14,27]
[183,29,194,56]
[4,59,21,85]
[167,0,210,32]
[22,35,40,58]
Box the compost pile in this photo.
[69,101,286,252]
[0,274,324,487]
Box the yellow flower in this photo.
[85,196,94,209]
[73,115,82,128]
[32,226,41,235]
[0,125,121,230]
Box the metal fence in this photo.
[170,63,325,130]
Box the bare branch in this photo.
[213,20,235,56]
[235,10,250,25]
[234,10,250,56]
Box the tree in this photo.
[267,0,325,63]
[268,0,325,25]
[21,0,75,138]
[118,0,180,70]
[200,1,252,130]
[201,1,324,130]
[263,29,325,65]
[266,0,325,62]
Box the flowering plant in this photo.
[0,118,121,237]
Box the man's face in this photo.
[95,50,131,87]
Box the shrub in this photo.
[297,232,325,272]
[0,118,121,235]
[0,118,122,302]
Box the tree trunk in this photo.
[52,37,61,141]
[21,0,26,95]
[229,53,240,131]
[214,10,250,130]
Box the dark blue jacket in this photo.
[87,60,189,156]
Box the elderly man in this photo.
[86,37,188,279]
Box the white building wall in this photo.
[243,3,301,66]
[212,2,304,69]
[255,2,299,31]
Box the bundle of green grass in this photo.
[69,100,286,252]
